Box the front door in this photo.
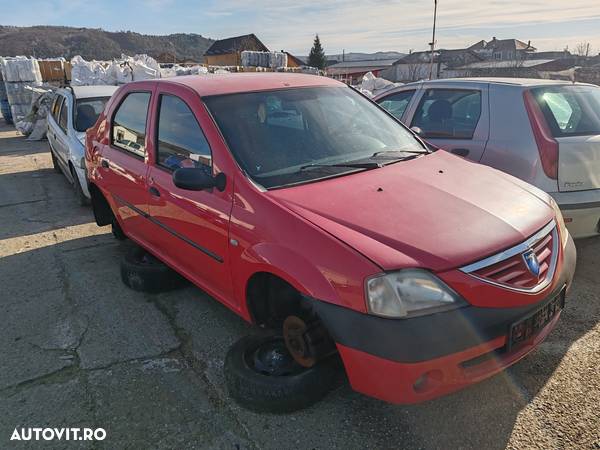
[408,85,489,161]
[146,85,234,305]
[97,85,155,245]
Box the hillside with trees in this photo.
[0,25,214,61]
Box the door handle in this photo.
[149,186,161,197]
[451,148,470,157]
[101,159,109,169]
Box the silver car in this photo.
[47,85,118,204]
[375,78,600,238]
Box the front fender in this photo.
[232,242,344,321]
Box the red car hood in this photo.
[267,151,554,272]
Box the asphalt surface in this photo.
[0,120,599,450]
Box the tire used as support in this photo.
[224,333,340,413]
[120,246,187,293]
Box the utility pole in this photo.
[428,0,438,80]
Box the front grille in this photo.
[461,221,558,293]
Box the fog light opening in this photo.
[413,370,443,394]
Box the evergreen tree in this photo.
[307,34,326,70]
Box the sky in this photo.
[1,0,599,55]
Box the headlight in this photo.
[549,197,568,247]
[365,269,465,318]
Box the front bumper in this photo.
[310,234,576,404]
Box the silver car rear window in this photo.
[532,86,600,137]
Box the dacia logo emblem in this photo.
[522,249,541,277]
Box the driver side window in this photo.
[156,94,212,172]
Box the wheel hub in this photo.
[251,339,298,376]
[283,316,317,368]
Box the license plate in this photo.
[508,291,565,349]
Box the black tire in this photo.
[111,218,127,241]
[224,334,340,413]
[120,246,187,293]
[71,167,90,206]
[50,150,61,173]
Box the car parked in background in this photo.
[48,85,118,204]
[86,74,575,411]
[375,78,600,238]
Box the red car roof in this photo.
[157,73,343,97]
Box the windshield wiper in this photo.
[372,149,428,157]
[299,162,383,171]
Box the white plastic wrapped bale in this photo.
[0,57,42,82]
[159,67,177,78]
[24,88,55,140]
[5,81,42,105]
[241,51,288,68]
[128,54,161,81]
[358,72,402,98]
[12,84,52,135]
[271,52,288,69]
[70,56,114,86]
[189,65,209,75]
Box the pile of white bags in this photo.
[71,54,163,86]
[159,64,209,78]
[70,55,112,86]
[357,72,402,98]
[241,51,288,68]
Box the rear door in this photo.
[531,85,600,191]
[146,84,234,304]
[99,84,155,245]
[407,83,489,161]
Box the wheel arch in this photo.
[240,243,341,328]
[88,182,113,226]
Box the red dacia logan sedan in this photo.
[86,73,576,410]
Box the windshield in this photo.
[74,97,111,132]
[532,85,600,137]
[204,86,426,189]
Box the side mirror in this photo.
[172,168,226,192]
[410,126,423,136]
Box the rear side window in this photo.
[377,90,415,120]
[51,95,63,121]
[112,92,151,157]
[58,99,69,132]
[532,86,600,137]
[156,94,212,170]
[74,97,110,132]
[412,89,481,139]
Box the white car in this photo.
[47,85,118,204]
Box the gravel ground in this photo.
[0,120,598,449]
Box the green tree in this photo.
[307,34,326,70]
